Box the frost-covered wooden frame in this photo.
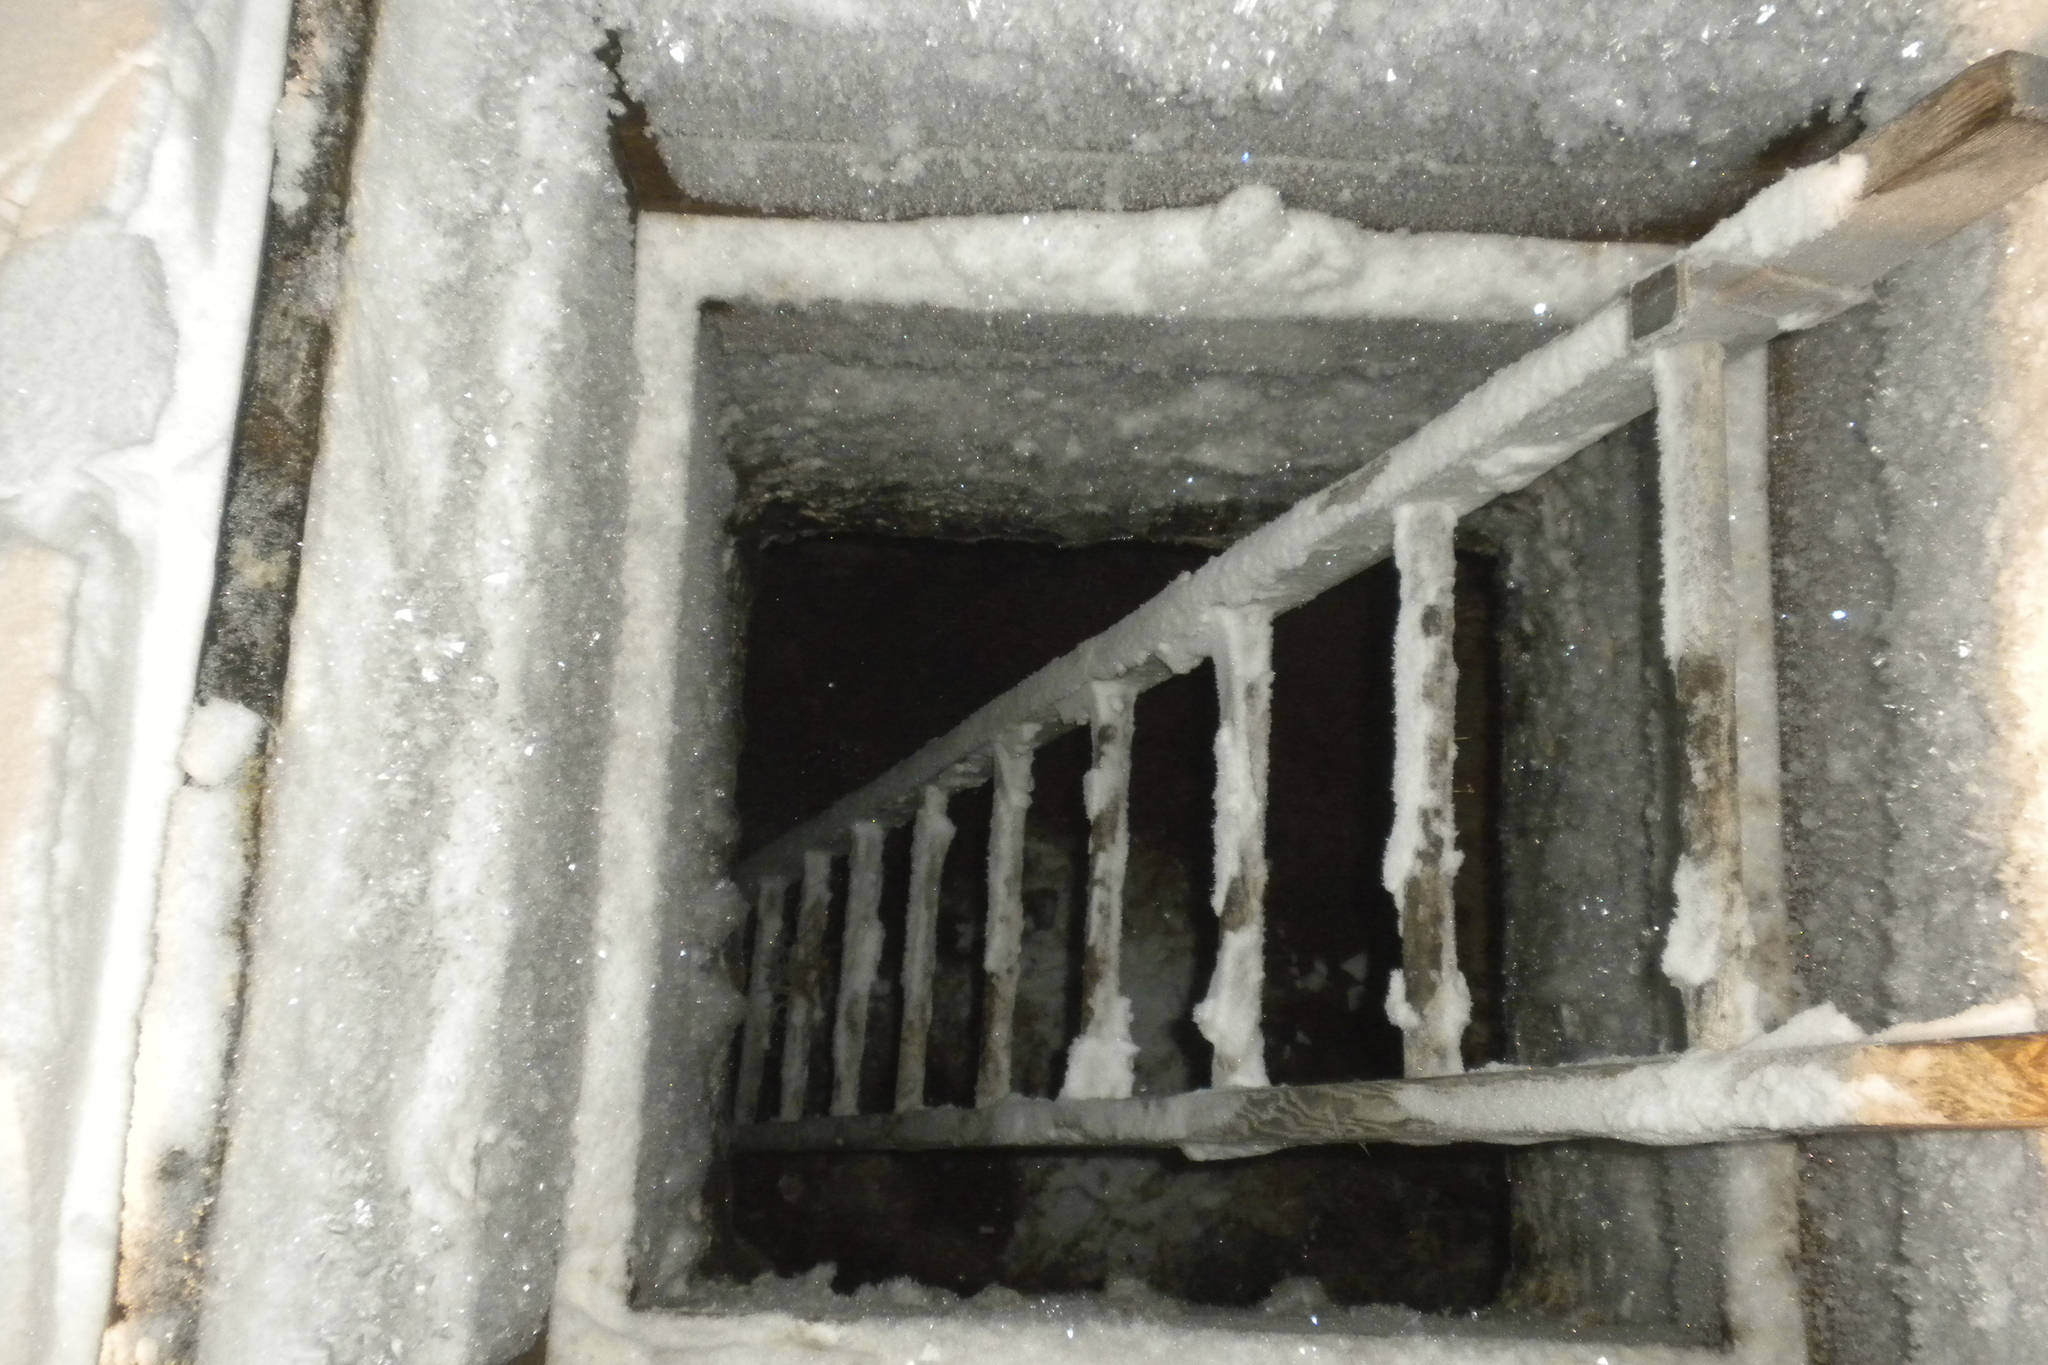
[554,52,2048,1365]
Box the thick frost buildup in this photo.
[1660,854,1728,989]
[1061,995,1138,1101]
[109,746,256,1365]
[1192,924,1269,1089]
[0,229,177,479]
[1749,1001,1865,1050]
[1383,969,1423,1032]
[176,699,264,787]
[193,0,636,1358]
[669,186,1660,326]
[1875,995,2038,1043]
[1693,153,1867,264]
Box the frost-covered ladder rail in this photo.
[1386,502,1467,1078]
[726,51,2048,1151]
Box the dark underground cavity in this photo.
[705,534,1509,1309]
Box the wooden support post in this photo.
[1062,681,1139,1100]
[1385,501,1469,1077]
[732,1032,2048,1156]
[976,728,1037,1106]
[830,821,887,1117]
[1667,345,1809,1359]
[778,850,834,1121]
[1724,346,1795,1026]
[1193,607,1274,1089]
[733,876,790,1123]
[1654,342,1758,1051]
[895,786,955,1112]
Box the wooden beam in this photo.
[732,876,789,1124]
[1654,341,1757,1051]
[732,51,2048,892]
[778,851,835,1121]
[894,786,955,1112]
[732,1032,2048,1157]
[1193,607,1274,1090]
[1722,345,1794,1027]
[1061,681,1139,1100]
[829,821,886,1117]
[976,728,1037,1106]
[1385,501,1469,1077]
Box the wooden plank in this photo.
[1661,345,1810,1362]
[1193,607,1274,1089]
[1385,501,1469,1077]
[778,851,834,1121]
[732,1032,2048,1156]
[1061,681,1139,1100]
[1654,342,1757,1051]
[1724,345,1795,1027]
[894,786,955,1112]
[976,728,1037,1106]
[733,876,790,1123]
[731,54,2048,893]
[829,821,887,1117]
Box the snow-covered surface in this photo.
[105,702,262,1365]
[1394,1044,1892,1147]
[1692,154,1867,266]
[193,2,637,1362]
[611,0,1942,237]
[560,1271,1726,1365]
[0,0,290,1361]
[659,187,1660,324]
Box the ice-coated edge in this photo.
[658,184,1668,326]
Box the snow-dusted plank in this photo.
[777,851,835,1121]
[727,52,2048,894]
[1193,607,1274,1090]
[1724,346,1795,1028]
[975,729,1037,1106]
[829,821,887,1117]
[1061,682,1139,1100]
[1384,502,1470,1078]
[1659,345,1811,1358]
[895,786,956,1113]
[733,876,790,1123]
[732,1031,2048,1156]
[1654,342,1760,1051]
